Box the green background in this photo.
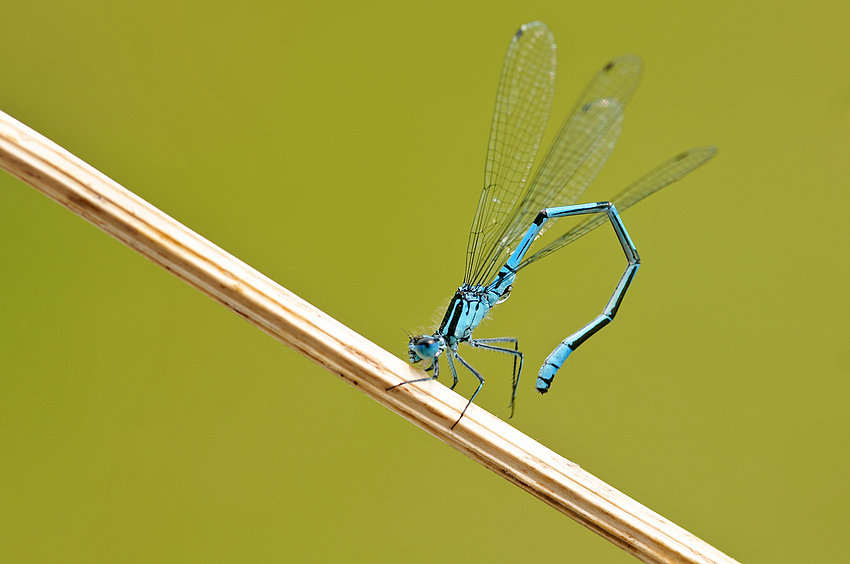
[1,1,848,562]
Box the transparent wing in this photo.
[465,55,644,286]
[522,55,643,241]
[463,21,556,285]
[468,98,624,286]
[519,146,718,269]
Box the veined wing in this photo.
[463,21,556,285]
[503,56,644,247]
[519,146,718,269]
[466,55,644,287]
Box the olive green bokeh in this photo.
[1,1,848,562]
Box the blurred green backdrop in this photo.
[1,1,848,562]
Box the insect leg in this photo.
[449,351,485,430]
[386,356,440,391]
[469,337,523,416]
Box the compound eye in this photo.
[411,336,439,359]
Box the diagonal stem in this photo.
[0,109,739,564]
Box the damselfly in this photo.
[388,21,716,429]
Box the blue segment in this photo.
[387,22,716,429]
[537,344,572,393]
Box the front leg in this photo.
[386,356,440,391]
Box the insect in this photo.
[388,21,716,429]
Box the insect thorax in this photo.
[437,285,501,345]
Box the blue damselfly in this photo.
[389,21,716,428]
